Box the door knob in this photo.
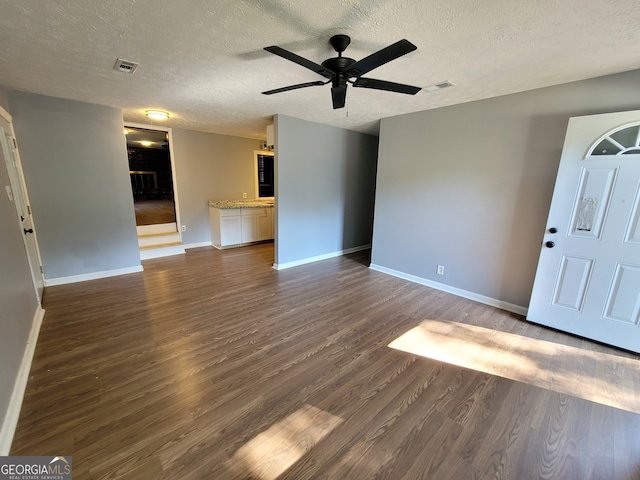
[549,227,558,234]
[23,228,33,234]
[545,241,555,248]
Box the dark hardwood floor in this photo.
[134,199,176,226]
[11,244,640,479]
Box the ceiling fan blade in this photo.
[343,39,417,78]
[353,77,421,95]
[264,46,335,79]
[331,85,347,109]
[262,81,327,95]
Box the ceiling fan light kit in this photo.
[262,34,421,109]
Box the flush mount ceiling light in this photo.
[140,140,152,147]
[145,110,170,120]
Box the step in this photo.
[139,241,183,251]
[137,222,177,236]
[138,232,181,248]
[139,243,186,260]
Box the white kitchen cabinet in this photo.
[210,205,274,249]
[256,207,273,241]
[221,216,242,245]
[241,211,258,243]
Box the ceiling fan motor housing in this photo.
[321,56,356,74]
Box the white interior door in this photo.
[528,110,640,352]
[0,126,44,301]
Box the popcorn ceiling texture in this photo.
[0,0,639,139]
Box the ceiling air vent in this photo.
[113,58,139,74]
[424,81,455,92]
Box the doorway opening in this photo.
[126,127,176,227]
[125,124,183,256]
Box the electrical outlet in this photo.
[437,265,445,275]
[181,225,186,232]
[243,192,247,199]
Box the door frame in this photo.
[0,105,44,301]
[124,122,182,238]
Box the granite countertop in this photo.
[208,199,275,209]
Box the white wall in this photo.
[275,114,378,266]
[171,128,262,245]
[372,69,640,310]
[8,92,140,280]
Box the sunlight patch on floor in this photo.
[388,319,640,413]
[226,404,343,479]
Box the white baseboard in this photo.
[44,265,144,286]
[0,304,45,455]
[273,244,371,271]
[369,263,528,316]
[139,245,186,260]
[183,242,212,250]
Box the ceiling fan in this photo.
[262,34,421,109]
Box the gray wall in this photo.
[372,69,640,309]
[0,111,39,437]
[171,128,262,245]
[8,92,140,280]
[275,114,378,266]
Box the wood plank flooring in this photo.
[388,319,640,414]
[134,199,176,225]
[10,244,640,479]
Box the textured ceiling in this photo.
[1,0,640,139]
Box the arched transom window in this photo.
[586,122,640,157]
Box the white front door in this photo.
[0,126,44,300]
[527,110,640,353]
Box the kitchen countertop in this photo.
[208,199,275,209]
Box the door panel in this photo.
[527,110,640,352]
[625,185,640,244]
[603,263,640,325]
[551,255,593,311]
[569,167,617,239]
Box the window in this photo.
[587,122,640,156]
[254,151,274,198]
